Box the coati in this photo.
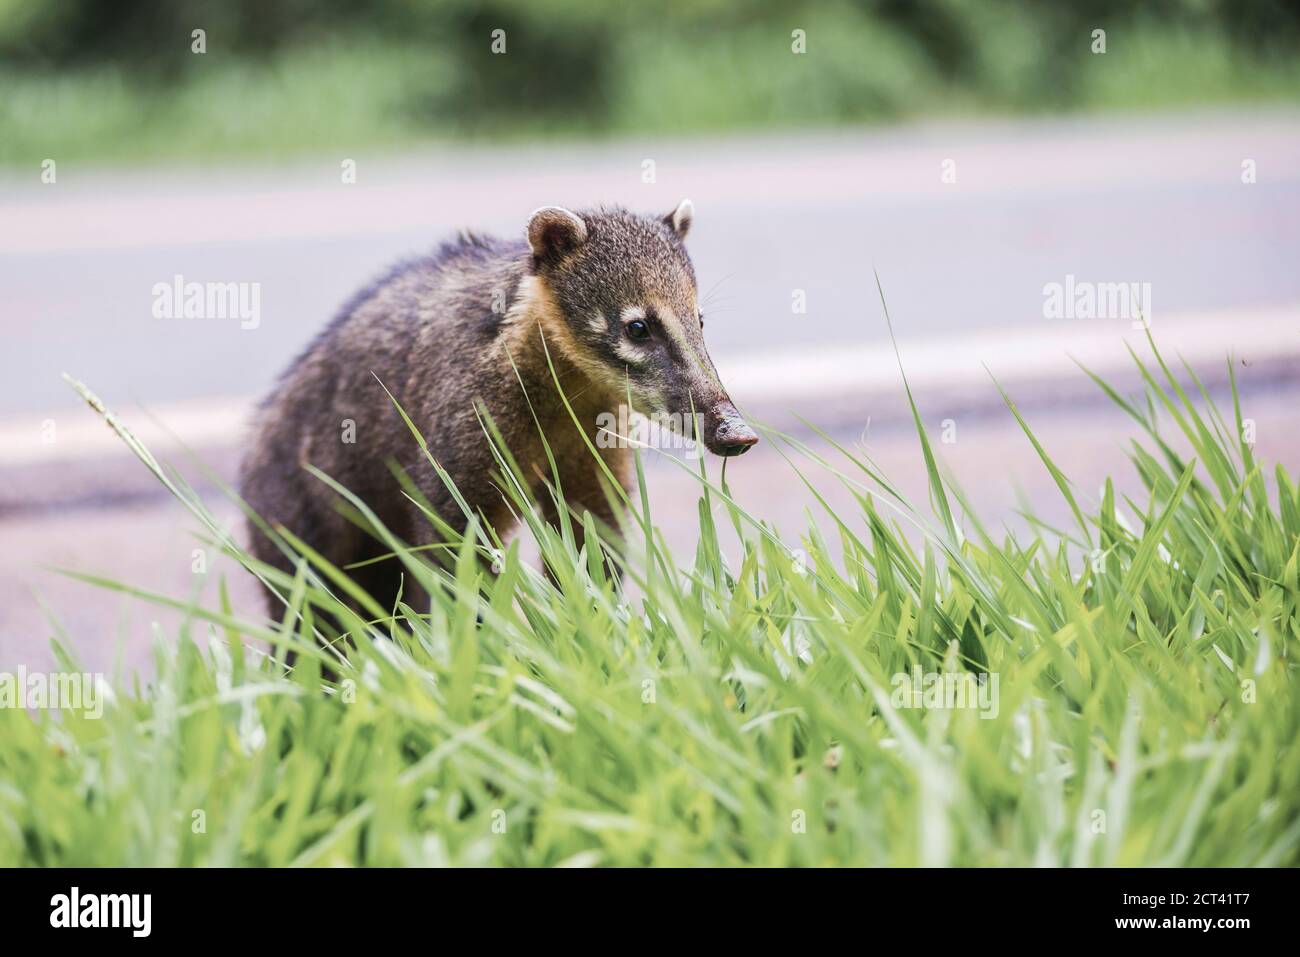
[239,200,757,623]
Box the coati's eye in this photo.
[625,318,650,340]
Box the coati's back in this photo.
[240,201,757,637]
[239,235,526,598]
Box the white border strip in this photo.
[3,305,1295,468]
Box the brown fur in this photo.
[239,203,753,628]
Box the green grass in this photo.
[4,21,1300,167]
[2,330,1298,867]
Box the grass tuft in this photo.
[2,346,1296,867]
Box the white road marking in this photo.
[3,304,1294,468]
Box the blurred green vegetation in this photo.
[3,0,1300,165]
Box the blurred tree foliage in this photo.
[2,0,1298,133]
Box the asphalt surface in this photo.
[3,110,1300,673]
[3,110,1299,415]
[6,386,1300,676]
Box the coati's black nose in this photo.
[718,436,758,456]
[710,416,759,457]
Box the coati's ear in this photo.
[526,206,588,267]
[664,198,694,240]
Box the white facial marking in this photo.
[616,342,649,366]
[620,305,646,323]
[654,303,689,352]
[588,311,608,334]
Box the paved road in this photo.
[6,386,1300,675]
[4,111,1300,672]
[3,110,1299,416]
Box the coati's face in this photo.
[525,202,759,457]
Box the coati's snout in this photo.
[525,199,758,459]
[702,399,759,457]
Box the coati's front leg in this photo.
[395,463,517,598]
[536,448,632,584]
